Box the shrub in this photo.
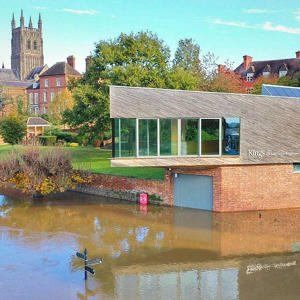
[39,136,57,146]
[0,146,91,196]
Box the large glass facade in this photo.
[139,119,158,156]
[114,118,136,157]
[181,119,198,155]
[113,117,240,158]
[160,119,178,156]
[222,118,240,156]
[201,119,220,156]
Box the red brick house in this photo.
[234,51,300,93]
[26,56,82,115]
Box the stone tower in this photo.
[11,10,44,80]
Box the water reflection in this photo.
[1,188,300,299]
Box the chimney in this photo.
[296,51,300,59]
[85,55,92,72]
[218,64,225,74]
[243,55,252,70]
[67,55,75,68]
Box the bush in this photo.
[66,142,79,147]
[39,136,57,146]
[44,126,79,143]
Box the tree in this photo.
[63,83,110,144]
[251,75,278,94]
[0,113,27,146]
[173,38,201,74]
[64,31,172,142]
[48,89,74,124]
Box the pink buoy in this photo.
[140,193,148,205]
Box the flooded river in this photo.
[1,188,300,300]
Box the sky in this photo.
[2,0,300,74]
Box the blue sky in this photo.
[2,0,300,74]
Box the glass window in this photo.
[33,41,37,50]
[181,119,198,155]
[51,92,55,102]
[56,78,61,86]
[44,107,48,114]
[45,79,49,87]
[139,119,158,156]
[160,119,178,156]
[27,40,31,49]
[35,107,39,115]
[293,163,300,173]
[29,93,33,104]
[247,73,254,82]
[279,70,287,77]
[222,118,240,156]
[113,119,136,157]
[44,92,48,102]
[35,93,39,104]
[201,119,220,155]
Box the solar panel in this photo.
[262,84,300,98]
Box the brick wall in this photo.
[78,163,300,212]
[175,163,300,212]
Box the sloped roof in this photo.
[0,68,20,81]
[235,58,300,78]
[27,117,51,127]
[26,81,40,90]
[0,81,31,88]
[26,65,48,80]
[40,62,81,77]
[262,84,300,98]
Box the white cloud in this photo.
[244,9,272,14]
[60,8,99,15]
[212,19,257,29]
[211,18,300,35]
[262,21,300,34]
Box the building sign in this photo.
[247,149,299,158]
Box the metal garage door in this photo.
[173,174,213,210]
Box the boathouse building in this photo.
[110,86,300,212]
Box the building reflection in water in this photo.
[1,188,300,299]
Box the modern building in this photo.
[26,56,82,115]
[234,52,300,93]
[110,85,300,212]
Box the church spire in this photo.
[20,9,24,27]
[12,13,15,30]
[29,16,33,28]
[38,13,42,30]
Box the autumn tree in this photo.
[251,75,278,94]
[48,89,74,124]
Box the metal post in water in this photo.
[84,248,87,281]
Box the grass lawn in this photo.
[0,145,165,180]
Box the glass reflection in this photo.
[160,119,178,156]
[139,119,158,156]
[201,119,220,155]
[181,119,198,155]
[222,118,240,156]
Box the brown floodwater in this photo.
[1,188,300,300]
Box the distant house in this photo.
[26,56,82,115]
[234,51,300,93]
[27,117,51,137]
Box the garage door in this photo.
[173,174,213,210]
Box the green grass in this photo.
[0,145,165,180]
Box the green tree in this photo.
[0,113,27,146]
[173,38,201,74]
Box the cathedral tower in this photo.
[11,10,44,80]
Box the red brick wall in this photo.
[174,164,300,212]
[86,163,300,212]
[90,170,173,206]
[220,164,300,212]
